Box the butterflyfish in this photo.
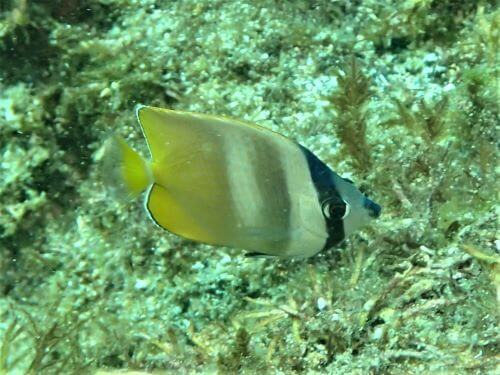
[104,105,381,258]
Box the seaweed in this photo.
[328,57,372,175]
[216,328,251,373]
[0,305,90,374]
[1,0,498,373]
[0,317,26,373]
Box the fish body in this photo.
[105,105,381,258]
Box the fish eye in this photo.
[322,199,350,220]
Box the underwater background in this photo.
[0,0,498,374]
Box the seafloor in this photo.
[0,1,498,374]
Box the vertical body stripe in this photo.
[222,124,291,252]
[277,144,328,256]
[299,145,345,250]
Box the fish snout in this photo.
[363,197,381,219]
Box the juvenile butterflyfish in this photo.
[104,105,381,258]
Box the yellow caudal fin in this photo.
[100,135,153,200]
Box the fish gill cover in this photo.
[0,0,498,373]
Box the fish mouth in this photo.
[364,197,381,219]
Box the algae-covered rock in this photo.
[1,1,498,373]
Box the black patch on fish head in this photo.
[319,188,348,249]
[298,145,346,251]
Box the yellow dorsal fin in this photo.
[136,105,208,164]
[135,105,285,164]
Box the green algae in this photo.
[1,1,498,374]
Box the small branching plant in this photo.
[216,327,251,373]
[0,305,90,374]
[378,94,456,245]
[328,58,373,176]
[0,316,28,374]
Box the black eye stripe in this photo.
[298,144,346,250]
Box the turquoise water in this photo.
[0,1,498,373]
